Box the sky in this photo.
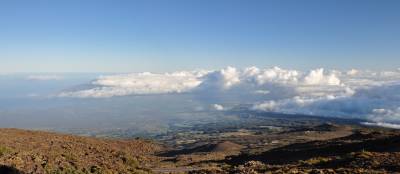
[0,0,399,72]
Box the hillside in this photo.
[0,128,162,174]
[1,123,400,174]
[193,130,400,173]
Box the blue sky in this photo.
[1,0,399,73]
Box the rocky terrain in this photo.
[154,123,400,174]
[1,119,400,173]
[221,130,400,173]
[0,128,162,174]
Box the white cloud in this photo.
[59,71,203,98]
[368,107,400,123]
[252,66,299,85]
[253,84,400,124]
[27,75,63,81]
[346,69,359,76]
[59,67,400,100]
[361,122,400,129]
[303,68,341,86]
[252,101,277,111]
[220,66,241,88]
[252,95,339,114]
[58,66,400,127]
[196,66,241,90]
[372,108,389,115]
[213,104,225,111]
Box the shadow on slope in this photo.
[159,141,243,157]
[0,165,23,174]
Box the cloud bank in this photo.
[59,71,204,98]
[59,66,400,127]
[60,66,346,97]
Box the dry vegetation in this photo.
[1,124,400,174]
[0,128,162,174]
[191,130,400,174]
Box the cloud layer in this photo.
[59,71,204,98]
[59,66,400,127]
